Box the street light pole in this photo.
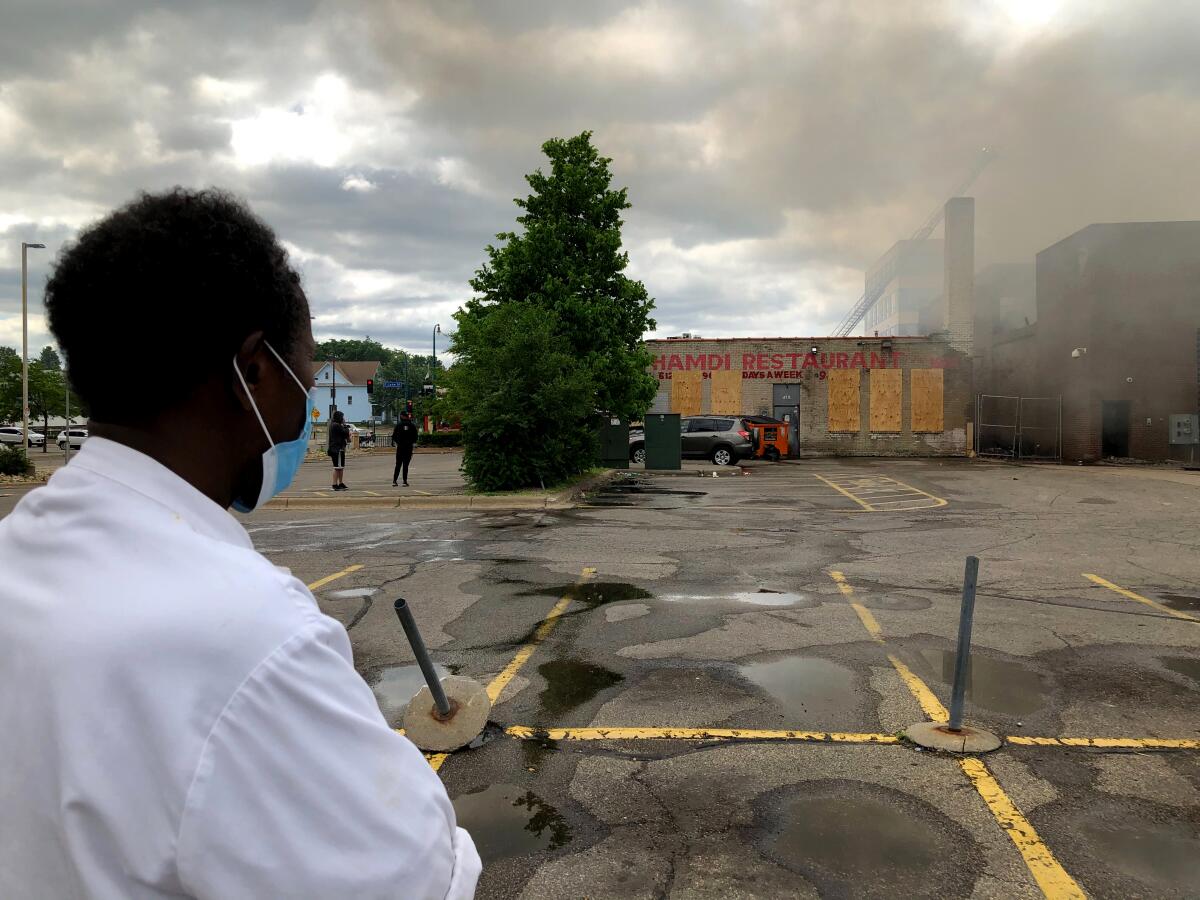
[21,242,46,453]
[432,324,441,394]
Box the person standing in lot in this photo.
[0,188,479,899]
[392,410,419,486]
[328,409,349,491]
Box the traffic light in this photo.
[366,378,374,396]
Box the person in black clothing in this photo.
[392,411,418,487]
[328,410,350,491]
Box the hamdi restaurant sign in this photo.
[651,350,906,381]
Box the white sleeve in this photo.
[176,615,481,899]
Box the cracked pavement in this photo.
[240,457,1199,898]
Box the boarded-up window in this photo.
[870,369,902,432]
[827,369,860,432]
[671,371,702,417]
[910,368,944,432]
[710,370,742,415]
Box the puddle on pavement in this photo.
[326,587,377,599]
[519,581,654,607]
[584,480,706,507]
[739,655,857,720]
[537,658,624,717]
[452,784,572,864]
[757,791,963,896]
[1080,820,1200,893]
[919,650,1046,717]
[521,735,560,770]
[1159,593,1200,612]
[370,663,453,721]
[1161,656,1200,683]
[662,589,812,607]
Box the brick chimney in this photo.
[943,197,975,354]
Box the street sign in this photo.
[384,380,403,389]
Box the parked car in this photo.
[0,426,45,447]
[56,428,89,450]
[629,416,756,466]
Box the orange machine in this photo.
[744,416,789,461]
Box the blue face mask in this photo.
[231,342,315,513]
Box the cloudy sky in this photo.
[3,0,1199,358]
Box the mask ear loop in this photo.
[232,357,275,449]
[263,340,311,396]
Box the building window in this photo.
[347,395,353,405]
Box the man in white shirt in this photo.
[0,189,480,898]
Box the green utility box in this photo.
[598,416,630,468]
[643,413,682,470]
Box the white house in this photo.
[310,361,381,424]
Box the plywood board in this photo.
[670,371,702,417]
[710,370,742,415]
[870,369,902,432]
[911,368,944,432]
[827,369,860,432]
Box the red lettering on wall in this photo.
[836,352,850,369]
[891,352,903,369]
[770,353,784,368]
[801,354,817,370]
[849,352,865,369]
[686,353,705,370]
[707,354,724,370]
[725,354,732,370]
[757,354,770,370]
[743,354,757,370]
[819,353,831,368]
[786,353,801,368]
[668,354,683,371]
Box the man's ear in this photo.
[232,331,267,411]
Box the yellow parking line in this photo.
[888,654,950,720]
[830,571,886,643]
[485,566,596,704]
[813,473,876,511]
[306,563,364,591]
[506,726,900,744]
[960,758,1087,899]
[830,571,1083,899]
[1009,736,1200,749]
[364,490,381,496]
[1083,573,1198,623]
[426,752,449,772]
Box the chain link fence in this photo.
[976,395,1061,460]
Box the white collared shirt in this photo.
[0,438,479,899]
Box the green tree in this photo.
[448,304,593,490]
[37,346,61,370]
[454,132,658,488]
[0,347,19,422]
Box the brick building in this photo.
[645,335,971,456]
[977,221,1200,462]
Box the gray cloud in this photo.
[3,0,1200,358]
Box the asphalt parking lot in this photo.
[233,457,1200,899]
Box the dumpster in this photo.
[643,413,682,470]
[598,416,630,468]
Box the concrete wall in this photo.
[1035,222,1200,462]
[646,336,971,456]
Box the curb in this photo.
[264,494,568,511]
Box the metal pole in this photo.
[20,244,29,453]
[18,242,46,453]
[947,555,980,732]
[393,598,451,716]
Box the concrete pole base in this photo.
[403,675,492,752]
[905,721,1002,753]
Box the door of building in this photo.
[1101,400,1131,458]
[772,384,800,457]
